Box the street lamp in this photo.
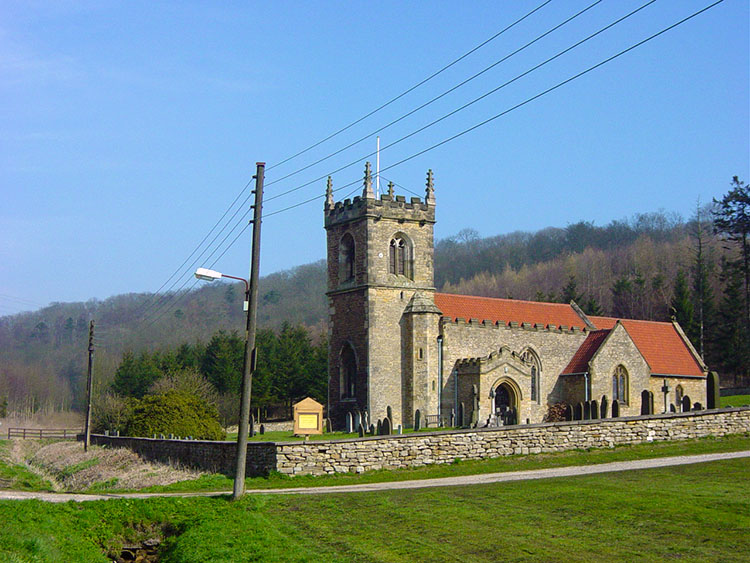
[193,161,265,500]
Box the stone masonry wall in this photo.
[275,408,750,475]
[91,408,749,477]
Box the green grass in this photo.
[139,433,750,494]
[0,457,747,562]
[0,441,54,492]
[722,394,750,407]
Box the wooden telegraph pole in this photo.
[233,162,265,500]
[84,319,95,452]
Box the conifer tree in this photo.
[670,270,694,337]
[713,176,750,326]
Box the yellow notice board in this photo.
[293,397,324,435]
[298,414,318,429]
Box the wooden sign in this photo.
[293,397,324,435]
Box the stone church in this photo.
[325,164,708,430]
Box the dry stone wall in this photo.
[91,407,750,478]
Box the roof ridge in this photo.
[435,292,575,308]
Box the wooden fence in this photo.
[6,428,81,440]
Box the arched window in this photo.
[520,349,541,403]
[339,233,355,283]
[340,343,357,399]
[675,384,684,406]
[613,365,629,404]
[388,234,412,279]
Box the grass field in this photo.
[1,434,749,495]
[722,394,750,407]
[0,456,747,562]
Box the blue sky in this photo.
[1,0,748,316]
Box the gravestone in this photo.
[387,406,392,421]
[376,420,382,435]
[259,424,265,435]
[369,424,375,435]
[345,412,353,433]
[583,401,591,420]
[353,411,362,431]
[458,402,465,427]
[325,418,332,433]
[450,409,455,427]
[574,403,583,421]
[612,400,620,418]
[382,417,392,435]
[564,403,573,421]
[471,384,480,426]
[414,409,421,431]
[681,395,691,413]
[397,424,402,434]
[649,391,655,415]
[693,402,702,411]
[669,403,676,413]
[358,424,364,438]
[707,371,720,409]
[600,395,609,418]
[641,390,652,415]
[590,399,599,419]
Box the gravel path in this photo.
[2,450,748,503]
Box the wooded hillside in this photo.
[2,177,748,416]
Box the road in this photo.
[1,450,747,503]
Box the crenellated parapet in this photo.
[324,162,436,229]
[440,317,589,335]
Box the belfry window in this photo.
[613,365,629,404]
[339,233,355,283]
[389,235,412,279]
[340,343,357,399]
[520,349,541,403]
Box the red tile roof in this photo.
[434,293,587,328]
[562,330,611,374]
[589,316,704,377]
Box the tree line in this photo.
[105,323,327,427]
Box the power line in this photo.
[265,0,554,173]
[131,177,255,319]
[263,0,658,208]
[263,0,604,192]
[262,0,724,221]
[135,2,554,316]
[134,0,723,329]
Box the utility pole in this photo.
[233,162,265,500]
[84,320,95,452]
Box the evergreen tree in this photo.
[561,275,583,304]
[200,330,244,394]
[713,176,750,326]
[691,202,717,361]
[111,350,161,398]
[582,296,602,317]
[611,277,633,318]
[716,258,749,377]
[670,270,694,337]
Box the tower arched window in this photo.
[613,365,629,404]
[389,234,413,279]
[520,348,541,403]
[340,342,357,399]
[339,233,355,283]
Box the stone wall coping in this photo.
[90,407,749,449]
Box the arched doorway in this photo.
[494,381,518,425]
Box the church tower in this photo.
[325,164,440,429]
